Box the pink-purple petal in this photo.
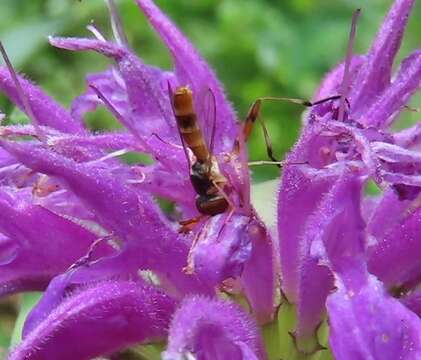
[71,68,128,124]
[9,280,177,360]
[313,55,365,101]
[327,270,421,360]
[349,0,415,115]
[163,296,267,360]
[240,219,276,324]
[0,140,208,295]
[296,173,365,339]
[191,214,252,286]
[363,50,421,128]
[367,191,421,287]
[135,0,238,153]
[401,290,421,317]
[393,122,421,148]
[0,67,84,134]
[50,37,175,141]
[278,163,339,301]
[0,188,112,297]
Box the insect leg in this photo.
[178,214,207,234]
[184,219,210,274]
[240,95,346,166]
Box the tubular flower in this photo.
[278,0,421,358]
[0,0,419,360]
[1,0,271,358]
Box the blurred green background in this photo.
[0,0,419,355]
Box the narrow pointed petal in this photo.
[368,191,421,287]
[363,50,421,128]
[50,37,175,140]
[327,270,421,360]
[191,214,252,285]
[393,123,421,148]
[366,188,410,241]
[0,67,84,134]
[71,68,128,123]
[135,0,238,152]
[0,189,112,297]
[9,280,176,360]
[296,173,365,340]
[51,132,139,153]
[401,290,421,317]
[349,0,415,114]
[314,55,364,100]
[278,163,339,301]
[163,296,267,360]
[0,140,207,295]
[23,239,210,337]
[241,219,276,324]
[136,163,196,209]
[372,141,421,164]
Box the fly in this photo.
[172,86,229,219]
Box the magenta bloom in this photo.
[278,0,421,358]
[0,0,419,359]
[1,0,271,359]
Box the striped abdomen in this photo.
[173,86,209,163]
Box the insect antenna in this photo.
[338,8,361,122]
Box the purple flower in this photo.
[0,0,419,359]
[278,0,421,357]
[0,0,271,358]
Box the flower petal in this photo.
[368,189,421,287]
[296,172,365,340]
[363,50,421,128]
[135,0,238,152]
[0,140,207,295]
[71,68,128,124]
[349,0,416,114]
[135,163,196,209]
[0,188,112,297]
[9,280,176,360]
[0,67,84,134]
[313,55,364,101]
[278,162,339,301]
[191,214,252,285]
[327,269,421,360]
[163,296,267,360]
[240,219,276,324]
[49,37,175,141]
[366,188,410,241]
[393,122,421,148]
[401,290,421,317]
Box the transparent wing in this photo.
[197,87,217,157]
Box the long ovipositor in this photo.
[172,86,210,163]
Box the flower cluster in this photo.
[0,0,419,359]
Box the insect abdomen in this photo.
[173,86,209,162]
[196,194,229,216]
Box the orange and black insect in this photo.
[172,86,229,218]
[170,85,344,225]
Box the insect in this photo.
[171,86,230,225]
[170,85,342,234]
